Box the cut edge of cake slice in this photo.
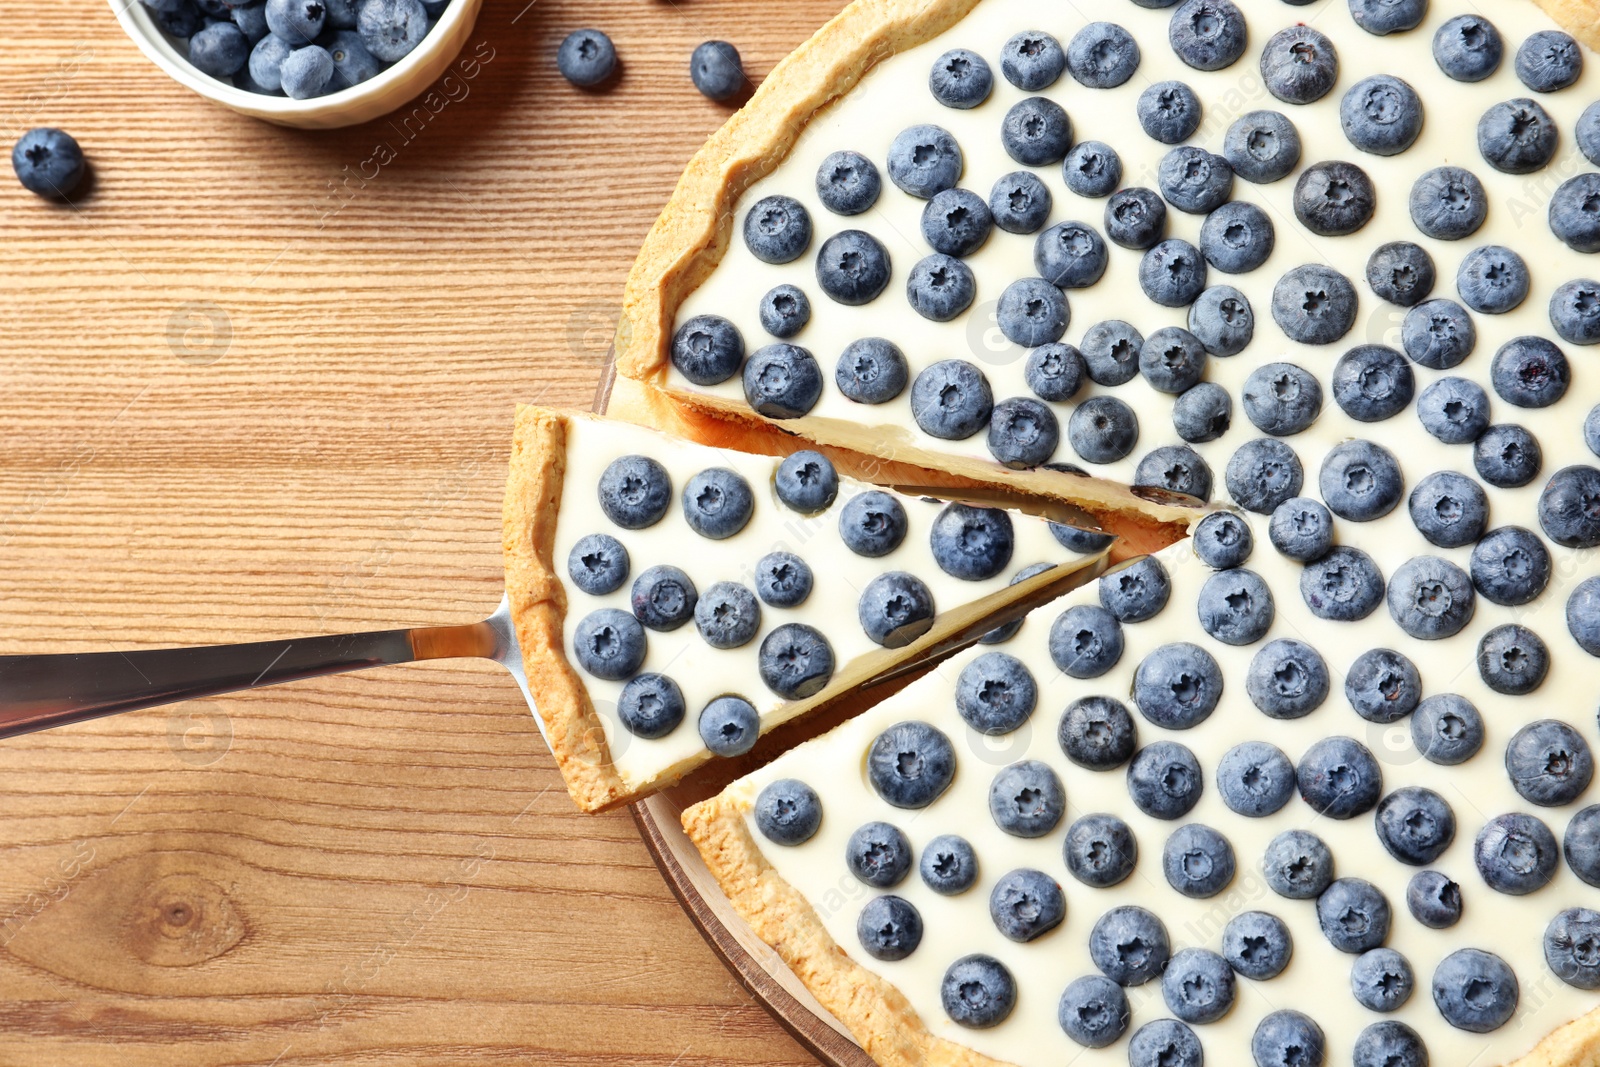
[502,403,1111,813]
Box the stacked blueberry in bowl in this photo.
[139,0,451,99]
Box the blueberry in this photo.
[1540,464,1600,549]
[1105,187,1167,249]
[989,868,1065,942]
[572,608,646,681]
[1224,109,1301,183]
[988,398,1059,470]
[1316,877,1390,953]
[1080,320,1143,385]
[1050,605,1125,679]
[757,623,834,699]
[1000,97,1072,167]
[1139,327,1207,395]
[1188,287,1254,358]
[1294,160,1376,237]
[910,359,992,440]
[920,834,978,895]
[1345,648,1421,723]
[1551,279,1600,344]
[1376,787,1456,866]
[856,895,922,962]
[617,673,686,739]
[1407,870,1463,928]
[1134,445,1213,502]
[1303,546,1385,621]
[1169,0,1247,70]
[1226,438,1304,513]
[1140,239,1207,307]
[1387,555,1476,640]
[1458,245,1530,315]
[690,40,743,102]
[1517,29,1582,92]
[1569,577,1600,656]
[989,171,1051,234]
[631,564,698,631]
[1349,0,1425,34]
[1100,556,1171,623]
[1261,24,1337,104]
[1090,905,1171,986]
[1481,623,1552,696]
[598,455,671,529]
[1565,805,1600,885]
[326,30,381,91]
[267,0,325,44]
[1063,812,1138,888]
[815,151,881,216]
[867,720,955,808]
[670,314,744,386]
[1320,440,1403,521]
[815,230,891,306]
[951,652,1034,735]
[1475,424,1542,488]
[858,572,934,647]
[1058,974,1131,1048]
[846,821,912,888]
[1351,948,1415,1013]
[920,188,991,257]
[1366,246,1434,312]
[1505,719,1593,806]
[742,196,811,266]
[1471,526,1550,606]
[324,0,357,28]
[154,1,206,37]
[1412,693,1485,765]
[839,490,907,557]
[1137,80,1202,144]
[835,337,909,404]
[988,759,1065,838]
[1479,98,1558,173]
[1263,829,1334,899]
[1058,696,1137,772]
[1067,22,1140,89]
[1434,14,1503,81]
[889,123,966,199]
[1416,378,1489,445]
[1158,147,1234,215]
[1409,166,1488,240]
[1252,1011,1323,1067]
[1224,911,1293,981]
[1242,362,1322,436]
[1268,497,1332,562]
[1062,141,1122,198]
[928,48,992,108]
[1129,1020,1201,1067]
[743,343,823,419]
[1054,519,1113,552]
[357,0,425,59]
[1173,382,1233,443]
[1545,908,1600,989]
[192,21,254,79]
[1272,263,1358,344]
[754,778,821,845]
[1247,638,1330,719]
[1337,345,1415,425]
[567,533,630,597]
[557,28,616,88]
[1432,948,1519,1032]
[1550,173,1600,253]
[1196,204,1272,278]
[694,581,759,649]
[1217,741,1294,817]
[1068,396,1140,464]
[1298,736,1382,818]
[1161,946,1236,1019]
[1127,741,1203,820]
[1582,101,1600,165]
[682,468,753,539]
[1133,642,1223,729]
[1476,812,1559,894]
[774,450,838,514]
[906,254,976,322]
[1341,76,1423,156]
[1000,30,1065,90]
[941,955,1016,1028]
[1034,222,1109,289]
[1023,343,1083,402]
[1403,298,1476,369]
[1199,569,1275,645]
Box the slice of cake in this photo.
[503,406,1107,811]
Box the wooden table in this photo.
[0,2,850,1062]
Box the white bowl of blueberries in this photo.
[110,0,483,128]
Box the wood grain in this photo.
[0,2,855,1062]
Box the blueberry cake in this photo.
[502,406,1104,811]
[624,0,1600,1062]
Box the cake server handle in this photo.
[0,595,534,742]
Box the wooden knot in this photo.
[124,873,245,968]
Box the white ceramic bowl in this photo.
[109,0,484,129]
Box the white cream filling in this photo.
[553,415,1092,791]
